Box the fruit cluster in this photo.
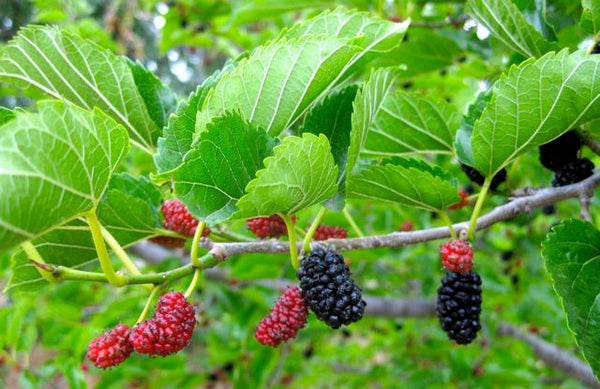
[255,286,309,346]
[538,131,595,187]
[151,199,211,248]
[312,225,348,240]
[247,214,295,238]
[460,163,506,190]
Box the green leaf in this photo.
[542,219,600,381]
[0,26,158,153]
[154,59,243,174]
[0,107,14,125]
[347,67,401,179]
[303,85,358,211]
[347,158,459,211]
[126,59,177,130]
[0,101,129,252]
[466,0,559,57]
[173,111,276,225]
[455,89,493,167]
[197,35,362,137]
[580,0,600,34]
[471,50,600,176]
[228,0,333,26]
[362,92,461,157]
[234,133,338,217]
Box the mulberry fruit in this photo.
[161,199,210,237]
[460,163,506,190]
[247,215,295,239]
[297,248,366,329]
[437,271,482,345]
[440,240,474,273]
[129,292,196,356]
[87,324,133,368]
[448,190,470,210]
[552,158,595,187]
[255,286,309,346]
[312,225,348,241]
[538,131,582,171]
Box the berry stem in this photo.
[85,210,127,287]
[20,241,56,283]
[184,269,202,298]
[190,221,206,267]
[302,207,328,254]
[438,211,457,239]
[343,208,364,238]
[279,213,299,271]
[100,226,153,292]
[467,178,492,240]
[136,284,162,324]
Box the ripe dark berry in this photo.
[542,204,556,215]
[440,240,474,273]
[87,324,133,369]
[460,163,507,190]
[129,292,196,357]
[552,158,595,187]
[255,286,309,346]
[149,236,186,248]
[312,225,348,241]
[161,199,211,237]
[463,184,475,195]
[500,251,514,262]
[592,41,600,55]
[247,215,295,239]
[297,248,366,329]
[538,131,582,171]
[437,271,482,345]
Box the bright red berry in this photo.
[129,292,196,357]
[312,225,348,241]
[247,215,296,239]
[440,240,474,272]
[149,236,186,248]
[399,221,414,231]
[255,286,309,346]
[87,324,133,369]
[449,190,470,210]
[161,199,211,237]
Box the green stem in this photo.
[190,221,206,267]
[438,211,457,239]
[85,210,127,287]
[136,285,162,324]
[303,207,328,253]
[294,225,306,240]
[20,242,55,283]
[154,229,188,239]
[343,208,364,238]
[467,178,492,240]
[279,213,299,271]
[184,269,202,298]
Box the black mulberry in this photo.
[437,270,482,345]
[460,163,507,190]
[552,158,595,187]
[297,248,366,329]
[538,131,582,171]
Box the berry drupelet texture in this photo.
[538,131,582,171]
[437,271,482,345]
[312,225,348,241]
[247,215,295,239]
[552,158,595,187]
[161,199,211,237]
[297,248,366,329]
[460,163,507,190]
[440,240,474,273]
[129,292,196,357]
[87,324,133,368]
[255,286,309,346]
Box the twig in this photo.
[497,322,600,388]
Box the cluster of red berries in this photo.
[247,214,295,238]
[440,239,474,272]
[312,225,348,240]
[150,199,211,248]
[87,292,196,369]
[255,286,309,346]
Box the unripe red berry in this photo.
[255,286,309,346]
[87,324,133,369]
[161,199,211,237]
[440,240,474,273]
[247,215,296,239]
[312,225,348,241]
[448,190,470,210]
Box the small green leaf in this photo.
[197,35,361,137]
[472,50,600,177]
[0,101,129,252]
[542,219,600,381]
[126,58,177,130]
[173,111,276,225]
[467,0,559,57]
[228,0,332,26]
[0,107,14,125]
[580,0,600,35]
[455,89,493,167]
[0,26,158,153]
[362,92,461,157]
[303,85,358,210]
[347,158,459,211]
[234,133,338,217]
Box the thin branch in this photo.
[497,322,600,389]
